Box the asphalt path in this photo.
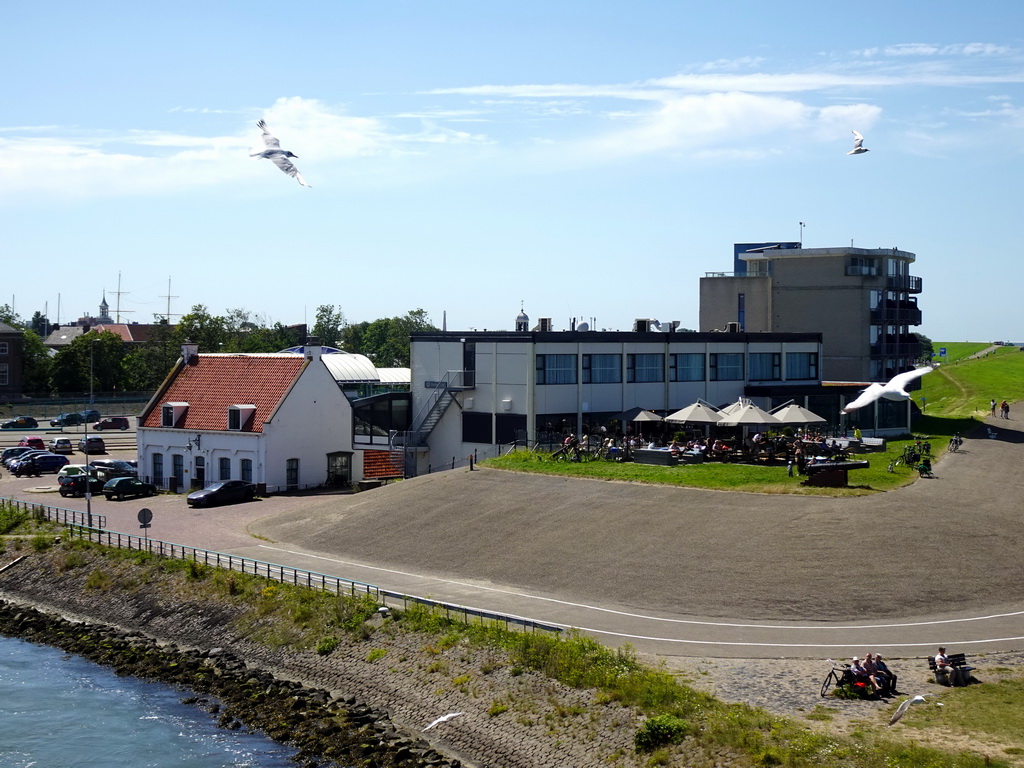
[4,414,1022,661]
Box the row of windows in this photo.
[150,453,253,484]
[539,352,817,384]
[0,363,8,387]
[0,342,9,355]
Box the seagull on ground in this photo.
[848,130,870,155]
[842,365,937,414]
[888,694,932,725]
[251,120,311,187]
[423,712,462,732]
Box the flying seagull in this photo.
[423,712,462,732]
[888,694,932,725]
[842,365,937,414]
[251,120,311,187]
[848,130,870,155]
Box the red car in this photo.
[18,436,46,450]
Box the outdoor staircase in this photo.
[405,371,467,447]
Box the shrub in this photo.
[316,635,339,655]
[366,648,387,663]
[0,505,28,535]
[634,714,690,753]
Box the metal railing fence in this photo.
[0,496,559,636]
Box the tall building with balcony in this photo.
[700,245,923,382]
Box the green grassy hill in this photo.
[922,343,1024,419]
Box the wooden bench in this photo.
[927,652,975,686]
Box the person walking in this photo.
[990,399,997,417]
[1000,400,1009,419]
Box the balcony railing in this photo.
[886,275,923,293]
[870,307,923,326]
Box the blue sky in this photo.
[4,1,1022,343]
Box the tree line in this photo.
[0,303,436,396]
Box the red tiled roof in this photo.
[140,354,306,433]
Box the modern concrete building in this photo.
[700,244,923,382]
[405,318,824,474]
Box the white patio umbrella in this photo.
[717,400,782,427]
[771,403,827,425]
[665,402,722,424]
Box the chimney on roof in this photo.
[181,340,199,365]
[305,337,322,362]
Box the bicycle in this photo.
[820,661,856,697]
[948,434,963,452]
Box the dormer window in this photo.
[161,402,189,428]
[228,404,256,431]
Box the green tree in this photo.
[358,309,437,367]
[312,305,347,348]
[20,330,52,394]
[0,304,23,328]
[49,331,126,394]
[122,322,179,391]
[29,311,52,337]
[171,304,228,353]
[913,332,934,360]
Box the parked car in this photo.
[93,416,130,431]
[187,480,257,508]
[5,449,48,469]
[11,452,69,476]
[1,416,39,429]
[57,464,95,480]
[18,436,46,451]
[48,437,75,455]
[49,412,84,427]
[79,409,101,423]
[103,476,157,501]
[89,459,137,480]
[78,436,106,454]
[2,446,36,466]
[58,474,106,497]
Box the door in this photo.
[285,458,299,491]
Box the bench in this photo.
[927,652,975,686]
[858,437,887,452]
[802,460,870,487]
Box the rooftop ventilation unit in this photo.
[538,318,553,332]
[633,318,652,332]
[725,321,740,333]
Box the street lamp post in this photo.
[85,338,95,528]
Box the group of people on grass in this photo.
[990,398,1011,419]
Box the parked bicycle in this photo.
[820,661,856,697]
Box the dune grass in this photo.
[921,343,1024,418]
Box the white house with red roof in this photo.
[136,342,364,494]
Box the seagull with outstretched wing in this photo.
[848,130,870,155]
[423,712,462,732]
[251,120,311,187]
[842,366,937,413]
[888,694,931,725]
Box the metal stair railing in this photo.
[405,370,467,447]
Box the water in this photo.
[0,635,303,768]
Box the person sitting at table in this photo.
[669,440,681,457]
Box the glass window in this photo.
[172,454,183,484]
[241,458,252,483]
[0,363,7,387]
[0,342,8,355]
[219,457,231,481]
[536,354,577,384]
[748,353,781,380]
[286,458,299,490]
[709,353,743,381]
[582,354,621,384]
[152,453,164,484]
[161,405,174,427]
[228,409,240,430]
[785,352,818,380]
[670,353,704,382]
[627,353,664,383]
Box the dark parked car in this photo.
[18,436,46,451]
[79,409,101,423]
[2,446,36,466]
[11,452,69,476]
[103,476,157,501]
[2,416,39,429]
[48,437,75,455]
[89,459,138,480]
[78,436,106,454]
[187,480,257,508]
[6,449,48,470]
[58,474,106,497]
[93,416,130,431]
[50,412,84,427]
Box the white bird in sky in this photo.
[848,130,870,155]
[423,712,462,731]
[888,694,932,725]
[251,120,311,187]
[842,365,937,413]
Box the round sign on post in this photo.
[138,508,153,528]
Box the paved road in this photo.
[4,414,1022,661]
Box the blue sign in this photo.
[939,347,947,357]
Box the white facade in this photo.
[409,329,823,470]
[137,346,360,493]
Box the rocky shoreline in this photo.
[0,543,686,768]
